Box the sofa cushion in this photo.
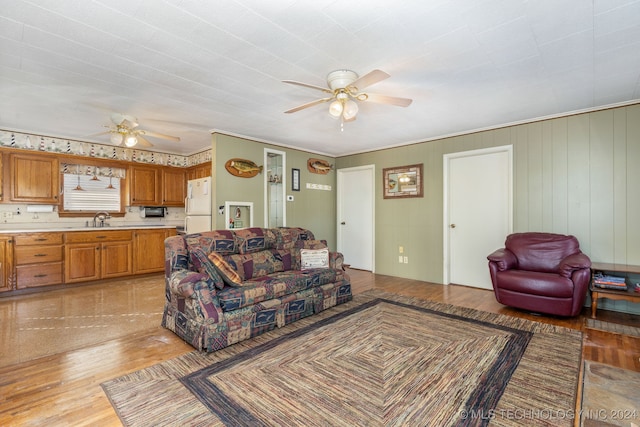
[224,250,282,281]
[271,249,292,271]
[216,268,342,311]
[235,227,271,254]
[186,230,237,255]
[208,252,243,286]
[274,227,315,249]
[189,248,224,289]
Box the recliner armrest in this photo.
[558,253,591,278]
[487,248,517,271]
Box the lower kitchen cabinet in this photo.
[133,228,174,274]
[64,230,133,284]
[1,227,174,293]
[0,236,14,292]
[14,232,63,289]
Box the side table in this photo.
[590,262,640,319]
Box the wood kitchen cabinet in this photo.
[0,235,13,292]
[65,230,133,283]
[0,152,3,201]
[10,152,59,203]
[128,165,161,206]
[14,232,63,289]
[129,164,186,207]
[133,228,175,274]
[187,162,211,180]
[161,167,186,207]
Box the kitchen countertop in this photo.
[0,224,179,234]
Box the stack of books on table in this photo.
[593,273,627,290]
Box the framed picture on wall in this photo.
[382,163,423,199]
[292,168,300,191]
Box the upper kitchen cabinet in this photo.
[128,164,161,206]
[187,162,211,180]
[10,152,59,204]
[0,152,3,201]
[161,167,186,207]
[129,164,186,207]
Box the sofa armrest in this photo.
[487,248,517,271]
[330,251,344,270]
[558,253,591,278]
[168,270,216,299]
[168,269,223,323]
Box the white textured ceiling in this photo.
[1,0,639,157]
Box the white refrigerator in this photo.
[184,176,212,234]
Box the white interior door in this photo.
[444,146,512,289]
[337,165,374,271]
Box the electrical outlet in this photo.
[398,255,403,263]
[2,212,13,219]
[399,246,404,254]
[404,256,409,264]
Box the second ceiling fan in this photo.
[98,113,181,148]
[283,69,412,125]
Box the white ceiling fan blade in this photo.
[364,93,413,107]
[135,134,153,147]
[283,80,333,94]
[350,69,390,91]
[137,129,180,142]
[284,97,333,114]
[85,130,112,138]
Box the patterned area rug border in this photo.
[101,290,583,426]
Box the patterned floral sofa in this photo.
[162,227,352,352]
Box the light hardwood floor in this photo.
[0,269,638,425]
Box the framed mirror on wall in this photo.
[264,148,286,227]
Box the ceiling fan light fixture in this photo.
[342,99,359,121]
[110,133,123,145]
[125,134,138,147]
[328,100,343,118]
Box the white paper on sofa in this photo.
[300,248,329,270]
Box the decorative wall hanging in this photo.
[291,168,300,191]
[307,158,333,175]
[225,158,263,178]
[383,163,423,199]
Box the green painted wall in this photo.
[337,104,640,314]
[212,133,337,249]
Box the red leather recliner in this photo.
[487,232,591,317]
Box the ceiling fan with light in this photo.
[96,113,181,148]
[283,69,412,128]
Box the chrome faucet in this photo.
[92,211,111,227]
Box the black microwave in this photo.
[140,206,166,218]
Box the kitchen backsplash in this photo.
[0,204,185,230]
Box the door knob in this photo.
[450,224,456,228]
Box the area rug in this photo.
[101,290,582,426]
[579,361,640,426]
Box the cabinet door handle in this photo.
[96,236,107,239]
[34,253,48,257]
[34,274,48,278]
[34,238,48,242]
